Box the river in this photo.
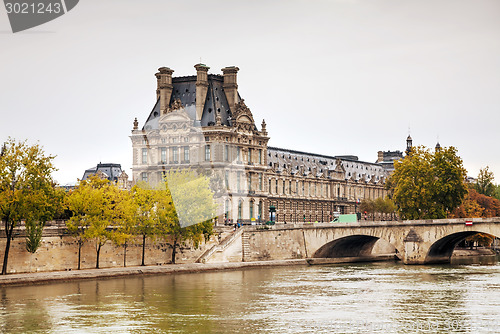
[0,257,499,333]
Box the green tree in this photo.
[0,139,59,275]
[474,166,495,197]
[25,187,65,256]
[359,199,375,219]
[387,146,468,220]
[382,197,397,220]
[495,184,500,201]
[159,169,216,264]
[131,182,169,266]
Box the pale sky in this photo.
[1,0,499,185]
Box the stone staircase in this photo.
[196,227,244,263]
[242,231,251,262]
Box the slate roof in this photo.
[267,147,387,182]
[143,75,239,130]
[82,163,123,182]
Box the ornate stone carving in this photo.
[165,98,183,114]
[216,111,222,126]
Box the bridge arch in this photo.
[425,231,498,264]
[312,235,398,259]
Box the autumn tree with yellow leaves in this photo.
[0,138,61,275]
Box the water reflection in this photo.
[0,260,498,333]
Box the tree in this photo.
[450,194,484,218]
[374,197,397,220]
[474,166,495,197]
[387,146,468,220]
[0,139,59,275]
[66,176,106,269]
[359,197,397,220]
[107,187,135,267]
[67,176,133,269]
[159,169,216,264]
[495,184,500,202]
[465,233,494,248]
[25,186,65,256]
[451,188,500,218]
[359,199,375,219]
[130,182,169,266]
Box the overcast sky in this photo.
[1,0,499,185]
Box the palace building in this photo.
[130,64,389,224]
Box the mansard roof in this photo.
[143,74,239,130]
[82,163,123,182]
[267,146,387,182]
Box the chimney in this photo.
[222,66,239,112]
[377,151,384,163]
[195,63,210,120]
[155,67,174,114]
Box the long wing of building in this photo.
[130,64,390,224]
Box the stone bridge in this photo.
[228,218,500,265]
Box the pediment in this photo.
[160,109,191,123]
[236,114,252,123]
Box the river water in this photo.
[1,257,499,333]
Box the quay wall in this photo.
[0,221,225,274]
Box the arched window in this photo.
[249,201,254,219]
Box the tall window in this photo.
[224,145,229,161]
[236,147,241,161]
[289,181,292,194]
[141,172,148,182]
[259,173,263,191]
[282,180,285,195]
[160,147,167,163]
[238,201,242,220]
[237,172,241,192]
[275,179,278,194]
[249,202,254,219]
[248,174,252,191]
[142,148,148,164]
[225,199,230,222]
[184,147,190,162]
[225,170,229,190]
[248,148,252,163]
[258,201,262,220]
[205,145,211,161]
[258,149,262,164]
[172,147,178,163]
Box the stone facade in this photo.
[131,64,389,224]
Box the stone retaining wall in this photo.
[0,221,228,274]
